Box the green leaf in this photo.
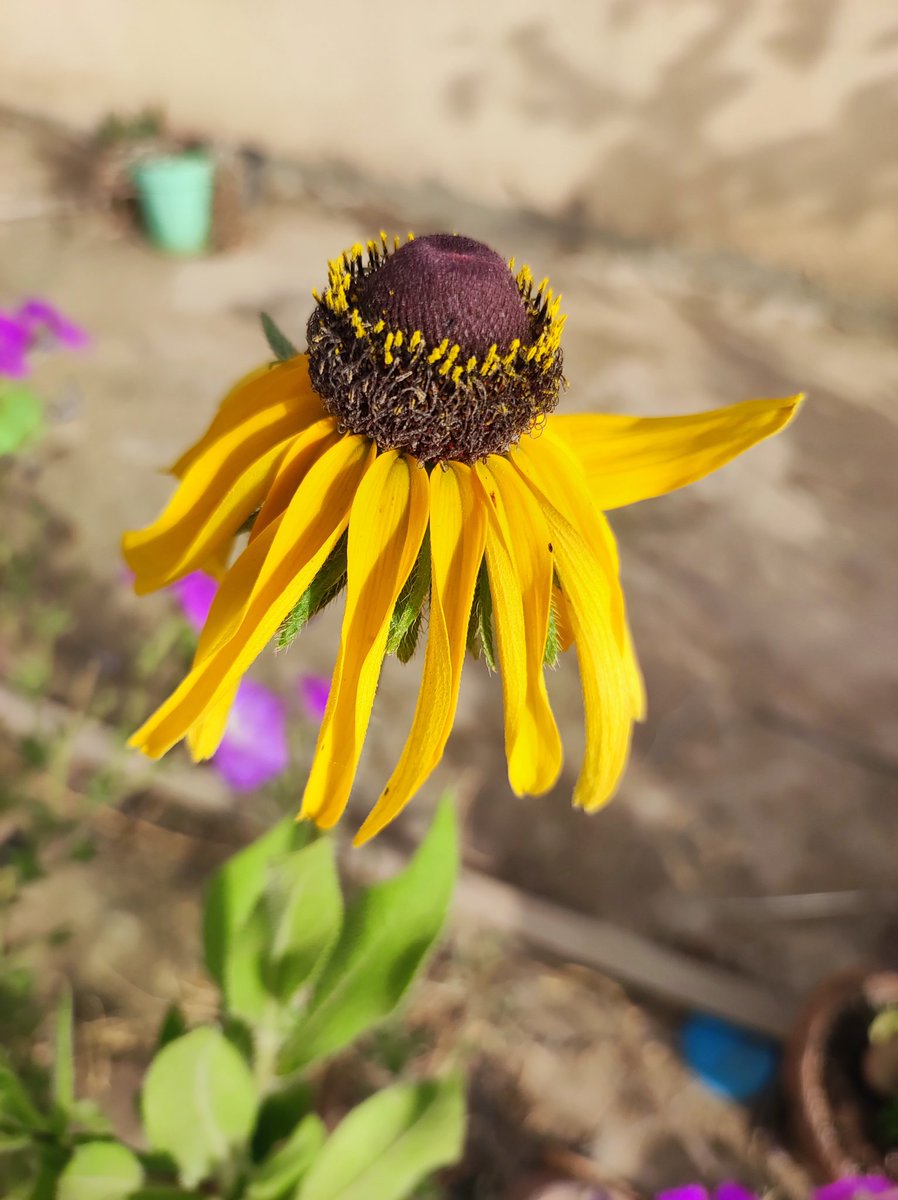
[260,313,299,363]
[297,1076,464,1200]
[53,985,75,1113]
[0,1060,43,1132]
[203,818,308,1022]
[279,798,457,1073]
[465,561,495,671]
[385,535,430,657]
[0,386,42,456]
[277,536,347,651]
[264,839,343,1004]
[251,1079,314,1162]
[57,1142,144,1200]
[247,1114,326,1200]
[141,1028,257,1189]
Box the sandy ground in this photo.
[1,117,897,1194]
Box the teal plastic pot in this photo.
[132,154,215,256]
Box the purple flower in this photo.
[171,571,217,631]
[656,1180,897,1200]
[814,1179,897,1200]
[298,674,330,723]
[213,679,289,791]
[0,315,29,379]
[15,300,89,350]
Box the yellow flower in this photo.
[124,232,802,844]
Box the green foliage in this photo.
[296,1077,464,1200]
[57,1142,144,1200]
[0,802,463,1197]
[246,1114,325,1200]
[142,1028,258,1188]
[279,797,457,1073]
[0,385,43,456]
[260,313,299,364]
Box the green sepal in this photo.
[385,533,430,658]
[543,604,560,669]
[260,313,299,363]
[466,560,496,671]
[278,535,348,651]
[395,613,423,664]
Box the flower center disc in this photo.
[306,232,565,463]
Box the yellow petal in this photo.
[474,458,563,797]
[129,435,375,759]
[514,434,644,719]
[170,356,325,478]
[250,417,339,542]
[546,393,804,510]
[513,449,634,810]
[355,462,486,845]
[123,400,301,595]
[186,682,238,761]
[301,451,430,829]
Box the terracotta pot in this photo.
[785,969,898,1182]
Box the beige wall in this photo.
[2,0,897,303]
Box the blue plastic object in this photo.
[680,1013,779,1101]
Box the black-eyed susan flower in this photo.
[124,232,802,844]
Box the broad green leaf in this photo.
[57,1141,144,1200]
[279,798,457,1073]
[53,985,75,1113]
[297,1076,464,1200]
[260,313,299,363]
[0,386,42,455]
[0,1061,43,1131]
[141,1028,257,1188]
[385,535,430,657]
[203,818,307,1021]
[277,536,347,651]
[247,1113,326,1200]
[264,839,343,1003]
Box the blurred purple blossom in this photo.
[171,571,217,631]
[657,1179,896,1200]
[0,315,29,379]
[214,679,289,791]
[16,300,89,350]
[298,673,330,723]
[0,299,88,379]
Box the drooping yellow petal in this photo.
[514,435,644,719]
[513,449,634,810]
[300,451,430,829]
[355,463,486,845]
[249,417,339,542]
[546,393,804,510]
[129,435,375,759]
[169,356,325,478]
[192,515,284,668]
[186,682,238,761]
[123,400,301,595]
[474,458,563,797]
